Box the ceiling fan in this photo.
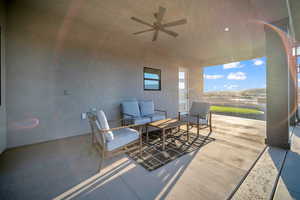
[131,6,187,41]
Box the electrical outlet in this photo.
[63,90,71,96]
[81,112,87,120]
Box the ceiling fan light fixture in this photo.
[131,6,187,41]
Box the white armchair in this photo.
[88,110,143,171]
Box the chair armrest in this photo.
[121,113,137,126]
[155,109,167,118]
[123,113,136,118]
[99,124,144,133]
[108,117,136,124]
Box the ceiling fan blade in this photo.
[162,19,187,28]
[156,6,166,23]
[133,28,155,35]
[152,30,159,41]
[160,28,178,37]
[131,17,154,28]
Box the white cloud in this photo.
[224,84,239,90]
[227,72,247,80]
[223,62,243,69]
[253,59,264,66]
[204,74,224,79]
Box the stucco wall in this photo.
[0,1,7,153]
[5,1,203,148]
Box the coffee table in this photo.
[146,118,189,151]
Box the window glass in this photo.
[144,67,161,91]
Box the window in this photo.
[144,67,161,91]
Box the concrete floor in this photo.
[273,126,300,200]
[231,126,300,200]
[0,115,266,200]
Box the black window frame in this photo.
[143,67,161,91]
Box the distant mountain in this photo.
[240,88,266,96]
[204,88,266,97]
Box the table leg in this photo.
[146,126,149,143]
[139,127,143,157]
[186,123,190,142]
[162,128,166,151]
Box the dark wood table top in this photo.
[147,118,187,129]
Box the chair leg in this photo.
[93,132,97,144]
[209,112,212,133]
[197,124,200,137]
[162,129,166,151]
[146,126,149,143]
[139,135,143,157]
[186,123,190,142]
[98,150,105,173]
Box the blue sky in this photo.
[203,57,267,92]
[298,56,300,86]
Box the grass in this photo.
[210,105,264,115]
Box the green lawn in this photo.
[210,105,264,115]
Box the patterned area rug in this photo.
[127,129,215,171]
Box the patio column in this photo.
[265,18,291,149]
[288,0,300,126]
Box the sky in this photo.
[203,57,267,92]
[298,56,300,86]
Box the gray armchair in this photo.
[178,102,212,135]
[121,100,167,125]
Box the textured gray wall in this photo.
[0,1,7,153]
[5,1,204,148]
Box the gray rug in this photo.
[127,129,215,171]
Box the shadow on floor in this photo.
[53,131,214,200]
[271,150,300,199]
[0,115,265,200]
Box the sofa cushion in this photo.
[106,128,139,151]
[121,100,141,118]
[139,100,155,116]
[97,110,114,141]
[133,117,151,125]
[180,115,208,125]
